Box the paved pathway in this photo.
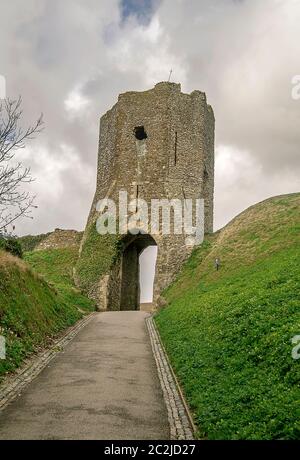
[0,312,170,440]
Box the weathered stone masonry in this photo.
[76,82,214,310]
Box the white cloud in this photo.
[64,87,90,114]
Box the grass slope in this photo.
[0,247,94,380]
[24,247,93,311]
[0,251,91,380]
[155,193,300,440]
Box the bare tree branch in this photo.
[0,97,43,235]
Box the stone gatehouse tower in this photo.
[76,82,214,310]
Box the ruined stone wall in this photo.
[36,229,83,251]
[76,82,215,310]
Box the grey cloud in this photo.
[0,0,299,237]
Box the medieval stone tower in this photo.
[76,82,214,310]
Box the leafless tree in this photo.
[0,97,43,234]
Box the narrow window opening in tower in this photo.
[136,184,139,212]
[174,131,178,165]
[134,126,147,140]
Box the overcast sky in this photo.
[1,0,299,238]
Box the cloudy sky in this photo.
[1,0,299,238]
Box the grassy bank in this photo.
[24,247,93,311]
[0,247,94,380]
[155,193,300,440]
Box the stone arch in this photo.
[119,233,157,311]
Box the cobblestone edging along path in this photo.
[0,313,96,411]
[146,316,195,440]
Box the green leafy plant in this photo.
[155,193,300,440]
[0,237,23,258]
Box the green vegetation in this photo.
[0,237,23,258]
[0,244,94,380]
[155,193,300,440]
[17,232,51,252]
[24,246,93,311]
[76,221,121,293]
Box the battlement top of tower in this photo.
[100,82,213,121]
[154,81,181,91]
[117,81,207,102]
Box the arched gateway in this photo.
[75,82,215,311]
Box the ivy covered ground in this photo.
[155,193,300,440]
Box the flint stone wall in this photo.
[76,82,215,310]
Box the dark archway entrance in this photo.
[120,234,157,311]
